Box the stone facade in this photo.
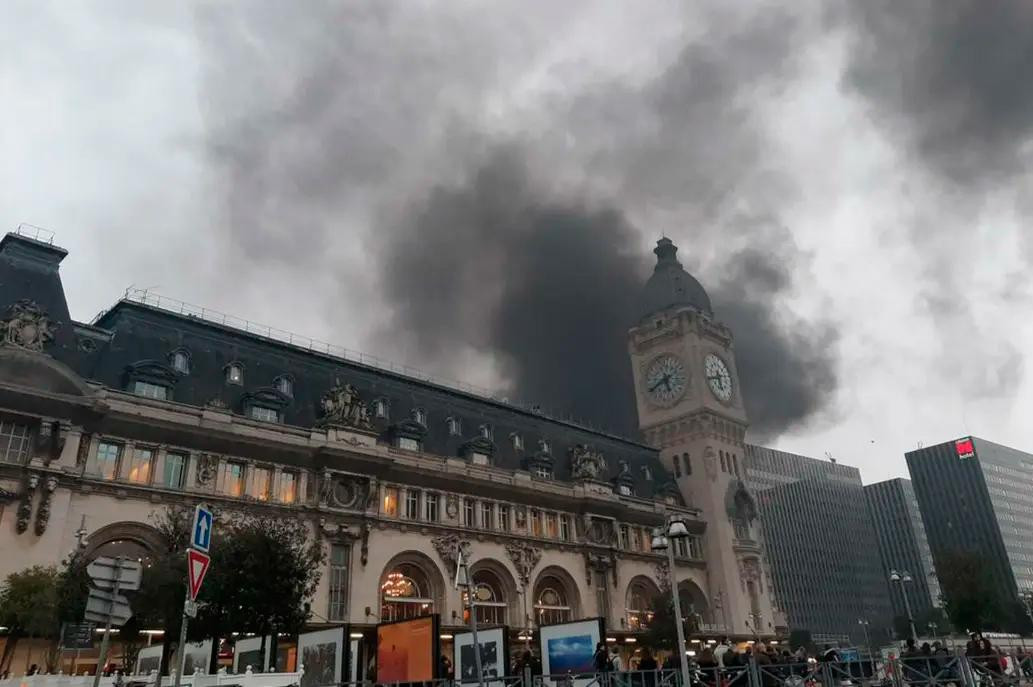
[0,230,729,652]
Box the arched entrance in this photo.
[379,552,446,622]
[625,576,661,631]
[467,559,519,627]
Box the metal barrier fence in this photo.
[325,656,1033,687]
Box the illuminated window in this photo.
[531,510,543,537]
[252,467,272,500]
[498,504,510,532]
[382,487,399,516]
[226,363,243,385]
[163,452,186,489]
[626,582,657,631]
[328,544,351,621]
[546,513,558,538]
[465,570,507,626]
[424,493,439,522]
[0,420,31,465]
[126,447,154,484]
[280,471,298,503]
[464,499,476,527]
[381,563,434,621]
[133,381,168,400]
[96,442,121,480]
[405,490,420,519]
[481,501,494,530]
[534,578,571,625]
[222,461,245,497]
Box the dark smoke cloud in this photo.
[842,0,1033,186]
[197,2,840,439]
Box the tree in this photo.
[938,550,1005,633]
[192,512,325,669]
[0,565,62,674]
[643,591,677,651]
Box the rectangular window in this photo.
[126,447,154,484]
[0,420,31,465]
[673,455,682,477]
[560,515,571,541]
[531,510,543,537]
[620,525,629,550]
[96,442,121,480]
[398,437,420,451]
[498,504,510,532]
[546,513,558,538]
[425,493,439,522]
[688,536,702,559]
[675,537,688,558]
[685,454,692,475]
[163,452,186,489]
[383,487,399,517]
[481,502,494,530]
[732,454,740,476]
[252,467,272,501]
[328,544,351,622]
[464,499,476,528]
[249,406,279,423]
[132,381,168,400]
[222,461,245,497]
[280,471,297,503]
[405,490,420,519]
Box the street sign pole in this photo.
[173,597,190,687]
[174,504,213,687]
[92,556,123,687]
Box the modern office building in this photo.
[906,437,1033,612]
[864,478,941,623]
[744,446,893,645]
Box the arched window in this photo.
[534,577,571,625]
[171,350,190,374]
[275,375,293,397]
[446,416,462,436]
[226,363,244,385]
[626,581,658,631]
[380,563,434,621]
[464,570,507,626]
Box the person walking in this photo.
[638,648,659,687]
[715,637,731,668]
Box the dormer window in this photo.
[617,484,632,496]
[226,363,244,385]
[471,452,489,466]
[538,438,551,454]
[446,416,462,436]
[133,380,169,401]
[412,407,427,426]
[534,466,552,479]
[479,424,492,440]
[511,433,524,451]
[275,375,293,397]
[170,350,190,374]
[373,398,388,419]
[641,465,652,481]
[249,406,280,423]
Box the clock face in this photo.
[704,354,733,402]
[644,354,688,406]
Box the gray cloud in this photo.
[195,1,839,439]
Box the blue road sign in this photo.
[191,505,213,552]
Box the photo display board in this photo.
[376,615,440,683]
[453,626,508,686]
[298,626,348,687]
[538,618,605,686]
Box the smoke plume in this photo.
[198,2,840,440]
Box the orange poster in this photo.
[377,616,437,682]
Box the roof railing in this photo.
[15,223,55,244]
[101,288,633,441]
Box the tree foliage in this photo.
[938,550,1008,633]
[643,591,677,651]
[0,565,62,673]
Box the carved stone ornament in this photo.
[319,380,373,430]
[739,557,762,588]
[76,433,92,468]
[505,542,542,587]
[35,421,65,465]
[16,472,40,534]
[35,476,58,536]
[320,471,370,510]
[206,397,228,409]
[432,533,469,570]
[445,494,459,519]
[585,516,616,546]
[1,300,56,352]
[361,520,372,566]
[515,506,527,528]
[569,444,607,480]
[654,560,671,592]
[196,453,219,486]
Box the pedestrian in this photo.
[639,648,659,687]
[595,642,613,676]
[715,637,731,668]
[27,664,39,676]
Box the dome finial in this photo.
[653,237,680,266]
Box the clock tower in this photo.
[629,238,777,639]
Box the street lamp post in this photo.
[652,519,692,687]
[858,619,874,667]
[890,570,917,642]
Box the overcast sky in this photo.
[3,1,1032,484]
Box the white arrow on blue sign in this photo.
[191,505,213,553]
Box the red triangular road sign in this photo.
[187,549,210,600]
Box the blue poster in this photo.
[547,635,595,673]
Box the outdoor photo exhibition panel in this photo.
[453,625,509,687]
[538,618,605,687]
[376,615,440,683]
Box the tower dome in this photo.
[639,237,713,319]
